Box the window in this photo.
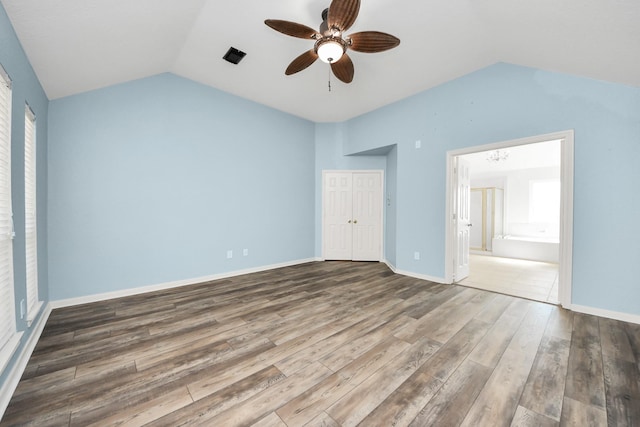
[0,64,19,372]
[529,179,561,223]
[25,104,40,323]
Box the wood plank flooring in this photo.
[2,261,639,426]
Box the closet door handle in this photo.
[348,220,352,224]
[353,220,358,224]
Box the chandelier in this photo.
[486,149,510,163]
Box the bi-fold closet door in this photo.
[322,171,383,261]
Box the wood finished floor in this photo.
[2,261,639,426]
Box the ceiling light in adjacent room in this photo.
[486,149,510,163]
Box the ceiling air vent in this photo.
[223,47,246,65]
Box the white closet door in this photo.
[352,172,382,261]
[323,172,353,260]
[322,171,383,261]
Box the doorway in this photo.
[445,131,574,307]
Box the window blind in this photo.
[25,104,39,322]
[0,64,18,372]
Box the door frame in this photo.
[444,130,574,308]
[321,169,385,261]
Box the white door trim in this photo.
[321,169,384,261]
[444,130,574,308]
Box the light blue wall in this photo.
[0,2,49,388]
[342,62,640,315]
[313,122,388,258]
[48,73,315,300]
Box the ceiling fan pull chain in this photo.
[328,68,332,92]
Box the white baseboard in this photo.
[51,258,320,309]
[569,304,640,325]
[0,303,52,420]
[381,259,396,273]
[394,268,448,285]
[382,259,448,284]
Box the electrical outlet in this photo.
[243,249,248,256]
[226,250,233,259]
[414,251,420,260]
[415,140,421,149]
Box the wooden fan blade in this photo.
[285,50,319,75]
[331,53,354,83]
[265,19,319,39]
[327,0,360,32]
[348,31,400,53]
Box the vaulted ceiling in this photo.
[2,0,639,122]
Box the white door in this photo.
[323,172,353,260]
[322,171,383,261]
[352,172,383,261]
[454,158,471,281]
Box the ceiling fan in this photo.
[265,0,400,84]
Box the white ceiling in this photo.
[2,0,639,122]
[462,139,561,174]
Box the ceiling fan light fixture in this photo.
[317,40,344,63]
[265,0,400,83]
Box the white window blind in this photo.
[25,104,40,322]
[0,64,19,372]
